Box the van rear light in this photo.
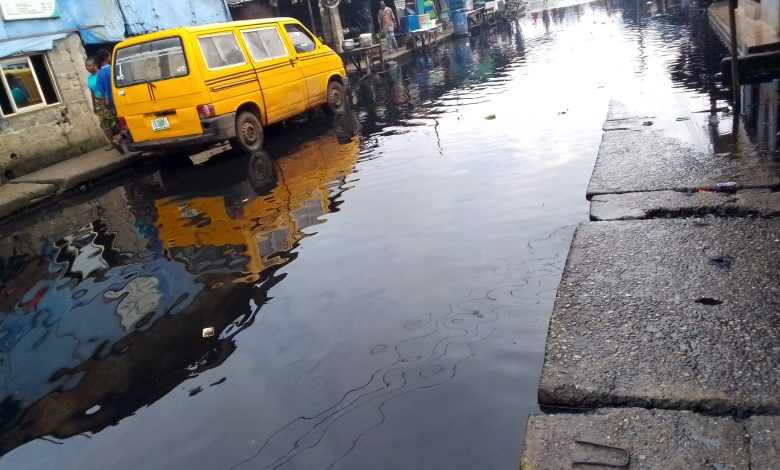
[118,116,128,131]
[197,104,216,120]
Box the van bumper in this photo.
[125,113,236,152]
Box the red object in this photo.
[118,116,129,131]
[197,104,216,120]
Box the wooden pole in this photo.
[728,0,740,113]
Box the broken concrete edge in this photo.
[520,407,780,469]
[537,380,780,416]
[602,120,657,132]
[0,183,58,220]
[585,182,780,201]
[589,188,780,221]
[0,152,143,221]
[604,99,656,121]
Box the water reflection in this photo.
[0,116,360,456]
[742,80,780,156]
[2,0,778,468]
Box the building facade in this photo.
[0,0,231,182]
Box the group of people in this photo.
[85,49,124,154]
[377,0,438,52]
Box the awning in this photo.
[0,33,69,59]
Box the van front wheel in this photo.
[232,112,264,153]
[325,81,346,114]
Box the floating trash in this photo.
[202,327,215,338]
[716,181,738,192]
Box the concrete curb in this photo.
[538,218,780,415]
[0,148,141,220]
[0,182,58,218]
[521,98,780,467]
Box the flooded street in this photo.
[0,0,749,468]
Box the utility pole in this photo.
[306,0,319,36]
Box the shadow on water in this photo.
[0,112,361,456]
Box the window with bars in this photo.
[0,54,60,116]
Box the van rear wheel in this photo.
[232,111,264,153]
[325,81,346,114]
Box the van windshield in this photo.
[114,37,188,88]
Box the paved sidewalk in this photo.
[0,147,141,220]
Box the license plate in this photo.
[151,116,170,131]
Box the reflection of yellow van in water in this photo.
[155,132,360,281]
[112,18,348,153]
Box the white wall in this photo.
[762,0,779,31]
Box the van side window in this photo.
[241,28,288,62]
[198,33,247,70]
[283,24,316,54]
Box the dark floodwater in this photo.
[2,1,770,468]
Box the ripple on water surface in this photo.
[1,1,763,469]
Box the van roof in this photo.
[116,17,300,47]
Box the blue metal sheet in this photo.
[0,1,231,58]
[0,33,68,59]
[118,0,231,36]
[0,0,125,45]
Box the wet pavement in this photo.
[1,1,777,469]
[538,217,780,414]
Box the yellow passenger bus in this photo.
[112,18,348,153]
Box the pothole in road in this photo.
[709,255,734,269]
[695,297,724,306]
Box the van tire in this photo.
[232,111,264,153]
[324,81,346,114]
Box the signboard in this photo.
[0,0,60,20]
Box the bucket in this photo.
[452,10,469,36]
[407,14,419,31]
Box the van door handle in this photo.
[289,58,297,67]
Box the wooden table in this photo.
[409,24,443,51]
[339,44,384,76]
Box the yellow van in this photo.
[111,18,348,153]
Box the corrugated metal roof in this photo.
[118,0,232,36]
